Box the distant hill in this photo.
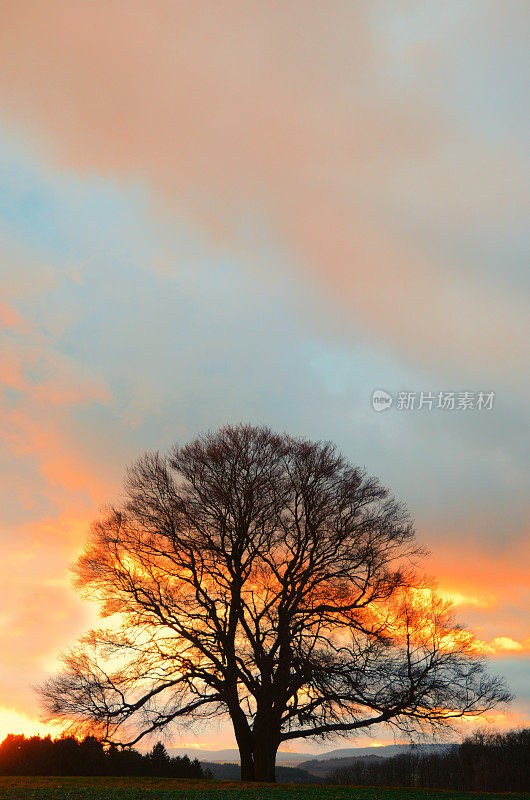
[167,748,313,765]
[202,761,321,783]
[301,742,453,763]
[167,742,455,769]
[167,748,240,763]
[302,753,386,779]
[300,744,455,778]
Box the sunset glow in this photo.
[0,710,51,743]
[0,0,528,753]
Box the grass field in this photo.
[0,777,527,800]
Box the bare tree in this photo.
[39,425,510,782]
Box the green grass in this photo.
[0,777,527,800]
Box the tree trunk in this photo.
[253,717,279,782]
[240,750,255,782]
[230,706,255,781]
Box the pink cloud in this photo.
[0,2,527,376]
[1,297,113,497]
[0,297,23,330]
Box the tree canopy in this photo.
[40,424,510,781]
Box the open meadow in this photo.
[0,777,527,800]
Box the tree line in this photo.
[328,728,530,792]
[0,734,208,778]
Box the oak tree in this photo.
[40,425,509,781]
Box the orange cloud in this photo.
[430,538,529,600]
[419,533,530,656]
[438,590,497,610]
[476,637,530,656]
[0,304,114,726]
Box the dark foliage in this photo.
[327,728,530,792]
[0,734,208,778]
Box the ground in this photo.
[0,777,527,800]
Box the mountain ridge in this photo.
[167,741,455,766]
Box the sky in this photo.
[0,0,528,754]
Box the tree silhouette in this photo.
[328,728,530,792]
[149,741,171,776]
[39,425,510,781]
[0,733,207,777]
